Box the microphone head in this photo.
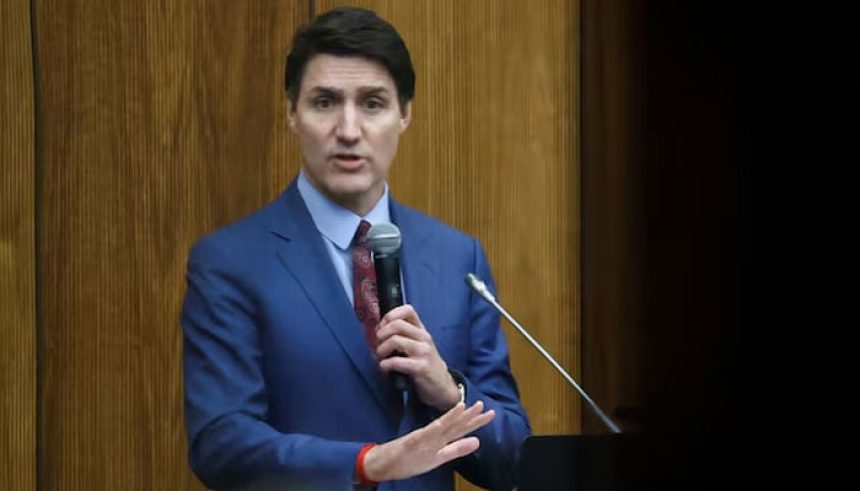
[465,273,496,302]
[367,223,402,255]
[465,273,483,290]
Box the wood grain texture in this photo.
[316,3,580,485]
[35,1,306,488]
[33,0,577,488]
[581,0,646,433]
[1,0,37,489]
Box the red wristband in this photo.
[356,443,379,487]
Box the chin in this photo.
[327,174,379,196]
[320,184,378,209]
[326,180,369,197]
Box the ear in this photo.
[398,101,412,133]
[287,101,297,133]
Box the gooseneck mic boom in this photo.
[465,273,621,434]
[367,223,408,391]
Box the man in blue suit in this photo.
[181,7,530,490]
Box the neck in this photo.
[322,184,385,218]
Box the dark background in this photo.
[603,1,857,487]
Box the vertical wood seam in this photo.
[29,1,43,488]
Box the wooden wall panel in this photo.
[319,0,580,446]
[33,0,577,487]
[581,0,646,433]
[1,1,37,489]
[35,1,306,488]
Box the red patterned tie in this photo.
[352,220,380,350]
[353,220,403,423]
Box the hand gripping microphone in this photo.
[465,273,622,433]
[367,223,409,391]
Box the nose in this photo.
[335,103,361,145]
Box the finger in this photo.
[434,402,467,428]
[430,401,481,441]
[444,403,495,441]
[460,400,485,420]
[376,318,429,343]
[439,400,484,424]
[461,409,495,436]
[380,304,423,328]
[378,354,428,375]
[377,335,429,360]
[435,437,480,464]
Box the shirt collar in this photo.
[297,170,391,251]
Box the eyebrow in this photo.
[307,86,339,97]
[360,87,390,96]
[307,86,391,97]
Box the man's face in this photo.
[289,54,411,215]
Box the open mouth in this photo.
[331,154,365,168]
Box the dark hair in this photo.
[284,7,415,107]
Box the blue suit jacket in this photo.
[182,180,530,490]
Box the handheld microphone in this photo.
[465,273,622,433]
[367,223,408,391]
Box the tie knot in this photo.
[354,220,372,245]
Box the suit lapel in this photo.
[269,182,389,414]
[391,200,444,333]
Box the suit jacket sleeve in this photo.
[450,238,532,490]
[181,238,361,489]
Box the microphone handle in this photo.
[375,254,403,315]
[374,254,409,391]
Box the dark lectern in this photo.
[465,274,655,489]
[516,434,649,491]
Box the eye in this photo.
[364,97,386,112]
[311,96,334,110]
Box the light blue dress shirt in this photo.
[296,170,392,304]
